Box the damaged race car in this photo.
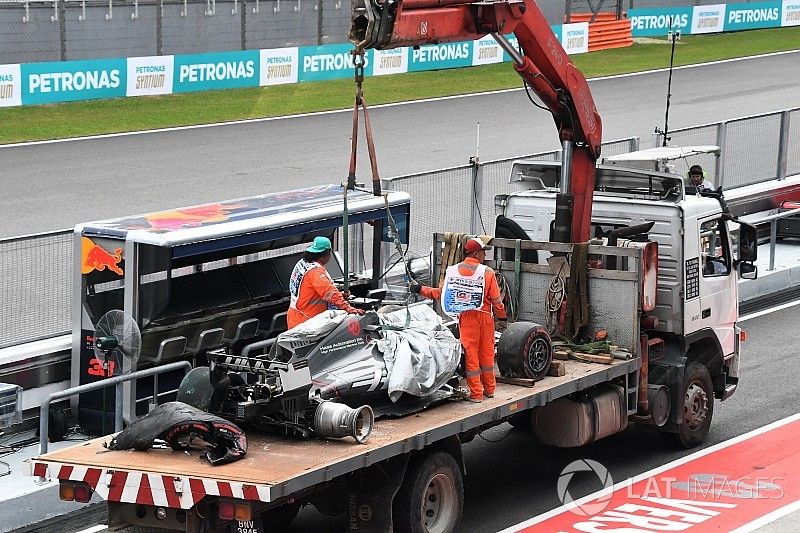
[175,304,464,444]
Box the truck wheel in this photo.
[496,322,553,381]
[393,451,463,533]
[661,362,714,449]
[176,367,214,411]
[260,502,300,531]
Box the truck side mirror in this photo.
[738,262,757,280]
[737,222,757,263]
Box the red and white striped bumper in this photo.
[30,461,273,509]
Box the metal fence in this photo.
[0,230,71,349]
[0,0,759,64]
[0,107,797,348]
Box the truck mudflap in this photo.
[31,461,273,509]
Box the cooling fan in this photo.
[93,309,142,377]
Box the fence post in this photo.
[58,0,66,60]
[317,0,324,45]
[777,110,790,181]
[470,157,484,236]
[715,121,727,189]
[241,0,247,49]
[564,0,571,23]
[156,0,163,55]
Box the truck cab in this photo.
[496,150,757,447]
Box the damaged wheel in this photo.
[496,322,553,381]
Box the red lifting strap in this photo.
[348,48,381,195]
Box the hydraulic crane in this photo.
[350,0,603,243]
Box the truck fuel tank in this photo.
[530,384,627,447]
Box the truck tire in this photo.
[260,502,300,531]
[496,322,553,381]
[661,362,714,449]
[393,451,463,533]
[176,367,214,411]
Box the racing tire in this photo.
[260,502,301,532]
[660,362,714,449]
[176,367,214,412]
[496,322,553,381]
[393,451,463,533]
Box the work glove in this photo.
[410,282,422,294]
[496,319,508,333]
[347,306,366,316]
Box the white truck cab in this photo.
[496,151,757,447]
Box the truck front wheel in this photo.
[661,362,714,449]
[393,451,463,533]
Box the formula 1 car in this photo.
[176,305,464,443]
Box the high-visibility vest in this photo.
[441,263,486,318]
[289,259,327,311]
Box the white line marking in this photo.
[71,525,107,533]
[740,298,800,322]
[497,411,800,532]
[729,499,800,532]
[1,50,797,149]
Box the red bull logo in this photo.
[81,237,123,276]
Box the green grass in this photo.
[2,27,798,144]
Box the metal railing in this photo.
[745,208,800,272]
[38,360,191,454]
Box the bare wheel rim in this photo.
[684,382,709,431]
[526,337,551,374]
[421,472,457,533]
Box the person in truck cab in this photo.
[687,164,713,193]
[287,236,365,329]
[412,237,507,403]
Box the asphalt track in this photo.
[1,50,799,238]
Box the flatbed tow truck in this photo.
[30,0,759,531]
[33,358,636,531]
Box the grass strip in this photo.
[1,27,799,144]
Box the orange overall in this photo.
[287,260,358,329]
[421,257,507,399]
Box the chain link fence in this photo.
[0,108,797,348]
[0,230,72,349]
[0,0,763,64]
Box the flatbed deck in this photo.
[32,358,638,505]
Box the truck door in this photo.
[697,217,737,354]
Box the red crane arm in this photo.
[350,0,603,242]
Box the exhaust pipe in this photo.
[313,402,375,444]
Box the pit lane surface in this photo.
[25,300,800,532]
[1,51,799,237]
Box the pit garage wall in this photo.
[0,0,797,108]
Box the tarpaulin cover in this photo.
[377,306,461,403]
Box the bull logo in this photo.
[81,237,123,276]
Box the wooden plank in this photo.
[547,360,566,377]
[570,352,614,364]
[496,376,537,388]
[497,261,639,281]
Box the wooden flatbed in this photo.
[32,358,638,504]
